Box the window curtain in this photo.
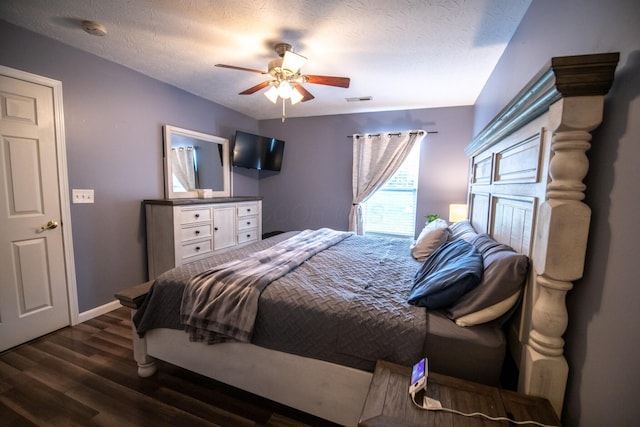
[171,147,197,191]
[349,130,425,235]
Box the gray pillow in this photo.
[448,220,478,243]
[446,233,529,326]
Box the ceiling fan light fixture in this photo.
[281,51,307,74]
[264,85,279,103]
[290,87,304,105]
[277,81,293,99]
[218,42,349,116]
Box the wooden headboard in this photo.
[465,52,619,416]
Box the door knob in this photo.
[41,220,59,231]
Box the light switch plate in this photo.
[72,189,94,204]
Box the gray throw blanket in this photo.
[180,228,352,343]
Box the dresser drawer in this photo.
[181,223,212,242]
[181,239,213,260]
[237,216,258,231]
[180,207,211,225]
[237,229,258,244]
[237,203,258,218]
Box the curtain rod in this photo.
[347,130,437,139]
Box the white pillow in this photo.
[454,290,521,327]
[411,218,451,261]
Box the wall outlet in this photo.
[72,189,94,204]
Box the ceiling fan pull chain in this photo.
[282,98,286,122]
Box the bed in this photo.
[115,52,618,426]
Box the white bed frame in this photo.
[116,52,618,426]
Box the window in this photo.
[362,142,421,238]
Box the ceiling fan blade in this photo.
[215,64,267,74]
[295,84,315,102]
[305,75,351,88]
[282,51,307,73]
[239,81,271,95]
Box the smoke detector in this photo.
[81,20,107,37]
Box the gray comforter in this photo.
[134,231,428,371]
[181,228,351,344]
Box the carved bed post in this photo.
[130,310,158,377]
[523,96,603,415]
[114,282,157,377]
[521,54,619,416]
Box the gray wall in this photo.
[0,20,258,312]
[473,0,640,425]
[258,107,473,237]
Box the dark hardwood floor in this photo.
[0,307,341,427]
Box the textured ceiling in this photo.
[0,0,531,120]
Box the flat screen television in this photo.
[232,130,285,171]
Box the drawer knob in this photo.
[246,234,251,238]
[246,208,251,212]
[195,230,200,235]
[195,213,200,218]
[246,221,251,225]
[214,227,219,231]
[195,246,200,251]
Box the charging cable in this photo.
[410,393,559,427]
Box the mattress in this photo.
[134,231,505,384]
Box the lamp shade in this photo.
[290,86,304,104]
[264,85,279,103]
[449,204,468,223]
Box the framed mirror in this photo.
[163,125,230,199]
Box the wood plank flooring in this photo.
[0,307,341,427]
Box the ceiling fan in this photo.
[215,43,350,120]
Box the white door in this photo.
[0,70,71,352]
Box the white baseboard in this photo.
[76,300,122,324]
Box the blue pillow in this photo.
[408,238,483,310]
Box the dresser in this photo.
[144,197,262,279]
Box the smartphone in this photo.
[409,358,428,395]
